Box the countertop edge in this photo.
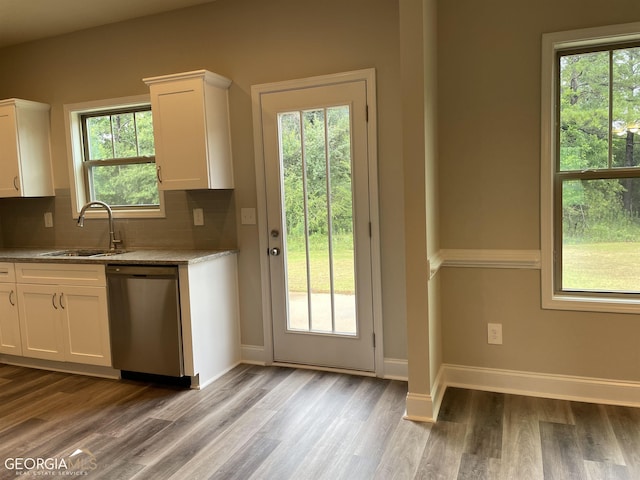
[0,249,239,265]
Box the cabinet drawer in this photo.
[0,263,15,282]
[15,263,106,286]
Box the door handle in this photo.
[9,290,15,306]
[13,176,19,191]
[269,247,281,256]
[156,165,163,183]
[52,293,58,309]
[59,293,65,309]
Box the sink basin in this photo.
[41,249,127,258]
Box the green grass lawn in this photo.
[563,242,640,291]
[285,234,355,294]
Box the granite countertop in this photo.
[0,248,238,265]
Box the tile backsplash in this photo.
[0,189,237,250]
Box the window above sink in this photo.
[64,95,166,220]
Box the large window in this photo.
[542,23,640,313]
[65,95,164,218]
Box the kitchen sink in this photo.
[40,249,127,258]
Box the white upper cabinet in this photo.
[0,99,54,197]
[144,70,234,191]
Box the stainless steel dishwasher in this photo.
[106,265,184,378]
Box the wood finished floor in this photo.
[0,364,639,479]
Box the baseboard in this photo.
[403,366,446,423]
[382,358,408,380]
[430,366,447,419]
[241,345,267,365]
[442,364,640,408]
[404,392,435,422]
[0,354,120,379]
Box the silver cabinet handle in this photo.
[52,293,58,309]
[13,176,19,191]
[9,290,15,306]
[59,293,65,309]
[156,165,163,183]
[269,247,281,256]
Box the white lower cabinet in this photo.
[17,284,65,361]
[0,263,22,355]
[15,263,111,367]
[62,286,110,366]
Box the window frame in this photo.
[542,22,640,314]
[64,95,165,220]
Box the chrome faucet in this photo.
[77,201,122,251]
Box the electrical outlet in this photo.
[193,208,204,226]
[488,323,502,345]
[44,212,53,228]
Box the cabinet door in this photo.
[0,283,22,355]
[61,285,111,366]
[152,80,209,191]
[0,105,21,198]
[17,284,65,361]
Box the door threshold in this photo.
[271,361,377,378]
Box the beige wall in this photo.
[438,0,640,381]
[0,0,407,357]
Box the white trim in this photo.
[440,249,541,270]
[251,83,275,367]
[143,69,231,89]
[250,69,383,376]
[404,393,435,422]
[541,22,640,315]
[0,354,119,379]
[63,94,166,220]
[382,358,408,381]
[442,364,640,408]
[430,366,447,421]
[428,249,542,277]
[241,344,267,365]
[428,250,443,279]
[403,366,446,423]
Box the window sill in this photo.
[543,293,640,315]
[72,205,165,221]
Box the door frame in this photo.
[251,69,383,376]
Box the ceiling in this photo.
[0,0,217,48]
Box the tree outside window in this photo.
[81,107,159,208]
[558,45,640,293]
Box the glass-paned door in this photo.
[260,80,375,371]
[280,106,356,335]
